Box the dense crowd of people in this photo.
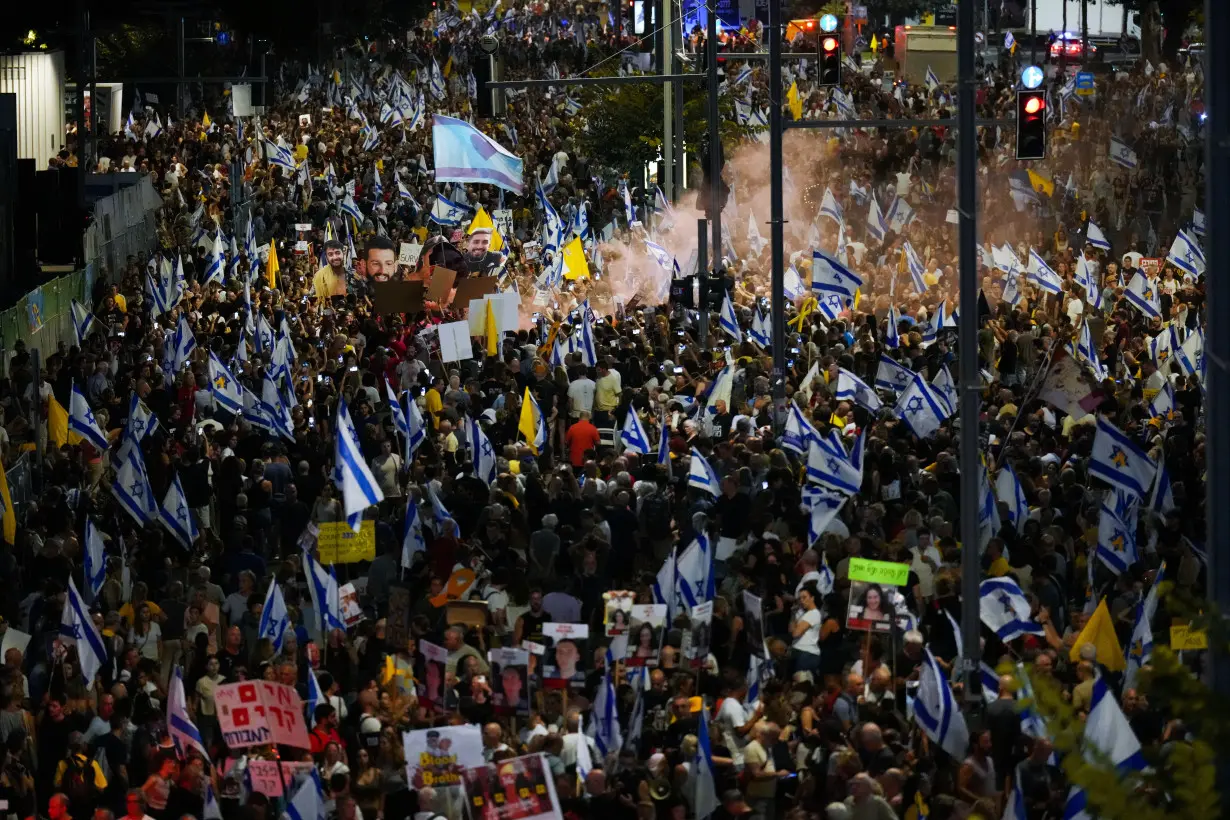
[0,5,1215,820]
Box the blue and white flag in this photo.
[1062,677,1145,820]
[429,58,447,99]
[1109,137,1138,169]
[621,410,652,455]
[875,353,915,392]
[284,770,327,820]
[71,299,97,344]
[433,114,524,194]
[60,577,107,684]
[168,666,208,758]
[1148,325,1178,368]
[160,474,199,550]
[1147,459,1175,518]
[1192,208,1206,238]
[1003,768,1027,820]
[718,292,741,342]
[931,365,958,415]
[748,307,771,348]
[387,378,410,456]
[1125,562,1164,689]
[84,517,107,600]
[402,495,427,570]
[203,232,225,286]
[1123,271,1161,319]
[1166,228,1205,277]
[979,578,1045,642]
[113,450,156,526]
[69,383,110,452]
[803,486,847,547]
[811,250,863,302]
[203,785,223,820]
[688,448,722,497]
[307,665,326,723]
[429,194,469,227]
[867,196,889,243]
[1149,380,1178,420]
[1076,322,1109,381]
[339,193,364,225]
[1086,220,1112,251]
[406,395,427,458]
[925,65,940,91]
[652,550,676,623]
[895,373,952,439]
[694,707,720,820]
[676,534,714,609]
[1089,416,1156,498]
[818,187,844,225]
[1075,256,1103,309]
[303,550,346,635]
[1097,496,1138,574]
[885,305,901,349]
[336,399,385,530]
[913,648,969,758]
[835,368,882,413]
[173,313,197,370]
[782,401,819,455]
[469,415,498,486]
[806,430,864,496]
[1174,327,1204,378]
[886,196,916,233]
[657,418,672,478]
[258,579,289,652]
[995,464,1030,532]
[902,241,927,293]
[1027,249,1063,294]
[207,352,243,416]
[591,665,623,758]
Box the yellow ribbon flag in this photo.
[48,395,80,448]
[202,111,212,129]
[561,237,589,280]
[266,240,280,290]
[0,459,14,544]
[1027,169,1054,198]
[788,296,817,330]
[485,299,499,356]
[787,80,803,121]
[518,387,542,455]
[1069,598,1126,671]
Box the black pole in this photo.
[957,0,982,705]
[1060,1,1068,75]
[77,0,88,207]
[768,0,785,429]
[673,6,685,201]
[703,5,721,348]
[1205,0,1230,805]
[1081,0,1089,65]
[1031,0,1037,65]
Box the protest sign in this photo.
[543,623,588,684]
[461,753,561,820]
[420,640,448,707]
[743,590,766,658]
[215,681,310,749]
[625,604,667,667]
[688,600,713,667]
[316,520,376,563]
[404,724,484,788]
[488,647,530,716]
[245,760,317,797]
[848,557,911,586]
[847,581,896,633]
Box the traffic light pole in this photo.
[768,0,787,426]
[703,5,722,350]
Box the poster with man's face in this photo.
[419,640,448,707]
[464,229,501,275]
[365,244,399,283]
[687,600,713,668]
[488,647,531,716]
[542,623,588,686]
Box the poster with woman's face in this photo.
[847,581,893,633]
[543,623,589,686]
[419,640,449,707]
[743,590,766,658]
[488,647,531,716]
[624,604,667,667]
[604,593,634,636]
[687,601,713,668]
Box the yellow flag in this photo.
[485,299,499,356]
[561,237,589,280]
[443,56,453,77]
[0,457,14,545]
[202,111,212,129]
[266,240,280,290]
[518,387,541,455]
[333,69,342,85]
[1027,169,1054,198]
[787,80,803,121]
[870,34,878,53]
[48,395,79,448]
[1070,599,1126,671]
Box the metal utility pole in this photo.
[673,8,685,199]
[1060,2,1068,74]
[178,17,187,115]
[76,0,89,205]
[1031,0,1038,64]
[957,0,982,704]
[703,5,721,348]
[1205,0,1230,808]
[767,0,786,424]
[1081,0,1089,65]
[662,0,675,202]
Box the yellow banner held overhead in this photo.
[485,299,499,356]
[787,80,803,121]
[1027,169,1054,197]
[562,237,589,280]
[1069,598,1126,671]
[266,240,280,290]
[316,520,376,563]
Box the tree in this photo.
[1104,0,1198,62]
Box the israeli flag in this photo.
[1193,208,1206,238]
[370,163,383,201]
[1174,327,1204,378]
[784,265,806,301]
[387,378,410,452]
[203,232,225,286]
[781,401,819,455]
[402,495,427,569]
[1166,228,1205,277]
[644,239,674,271]
[168,666,208,758]
[746,212,768,257]
[539,156,560,194]
[173,313,197,370]
[1148,325,1177,367]
[307,665,326,723]
[69,383,110,452]
[693,707,720,820]
[913,648,969,759]
[207,353,243,416]
[84,517,107,600]
[336,398,385,530]
[1125,562,1164,689]
[676,534,714,608]
[1027,249,1063,294]
[979,578,1045,642]
[1109,137,1138,169]
[818,187,844,225]
[1124,271,1161,319]
[1076,322,1108,381]
[285,770,327,820]
[340,193,364,225]
[803,486,847,547]
[304,550,346,634]
[429,58,447,98]
[204,785,223,820]
[806,430,864,496]
[1097,495,1139,575]
[1061,677,1145,820]
[258,579,289,652]
[160,474,199,550]
[902,241,928,293]
[621,410,652,455]
[1075,256,1102,309]
[718,292,742,342]
[574,200,591,240]
[1148,460,1176,518]
[925,65,940,91]
[885,305,901,349]
[875,353,915,393]
[867,197,889,243]
[563,96,582,116]
[1086,220,1112,251]
[812,249,863,302]
[895,373,952,439]
[433,114,524,194]
[591,664,623,757]
[931,365,958,415]
[113,451,156,526]
[733,63,753,86]
[71,299,97,344]
[1090,415,1156,498]
[687,448,722,497]
[657,418,672,477]
[995,464,1030,533]
[469,415,498,486]
[652,550,676,623]
[60,577,108,684]
[886,196,915,233]
[1004,31,1016,50]
[835,368,882,412]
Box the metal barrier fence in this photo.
[6,452,31,523]
[83,174,163,283]
[0,268,92,352]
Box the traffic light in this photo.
[1015,90,1047,160]
[670,275,696,307]
[819,34,841,86]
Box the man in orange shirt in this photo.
[565,411,601,467]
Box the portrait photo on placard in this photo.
[542,623,588,685]
[488,647,531,715]
[604,593,634,636]
[846,581,894,633]
[624,604,667,667]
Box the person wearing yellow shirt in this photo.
[118,584,165,626]
[313,240,348,302]
[425,377,445,428]
[110,284,127,313]
[593,360,622,427]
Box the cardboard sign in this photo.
[452,276,500,310]
[522,241,542,261]
[373,281,425,315]
[1170,624,1209,650]
[339,582,365,627]
[215,681,310,749]
[298,114,312,127]
[427,266,458,303]
[316,520,376,564]
[439,321,474,362]
[1140,258,1164,276]
[246,760,317,797]
[404,725,484,788]
[849,557,911,586]
[467,291,521,336]
[387,585,412,650]
[461,753,562,820]
[399,241,424,268]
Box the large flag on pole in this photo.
[432,115,525,194]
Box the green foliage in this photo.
[95,24,169,79]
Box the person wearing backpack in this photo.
[52,732,107,819]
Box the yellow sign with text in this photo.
[1169,624,1209,651]
[317,521,376,564]
[848,557,911,586]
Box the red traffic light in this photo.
[1024,96,1044,115]
[822,37,838,52]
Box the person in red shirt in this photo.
[308,704,346,756]
[565,411,601,467]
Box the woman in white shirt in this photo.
[790,584,823,674]
[129,603,163,663]
[370,439,404,498]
